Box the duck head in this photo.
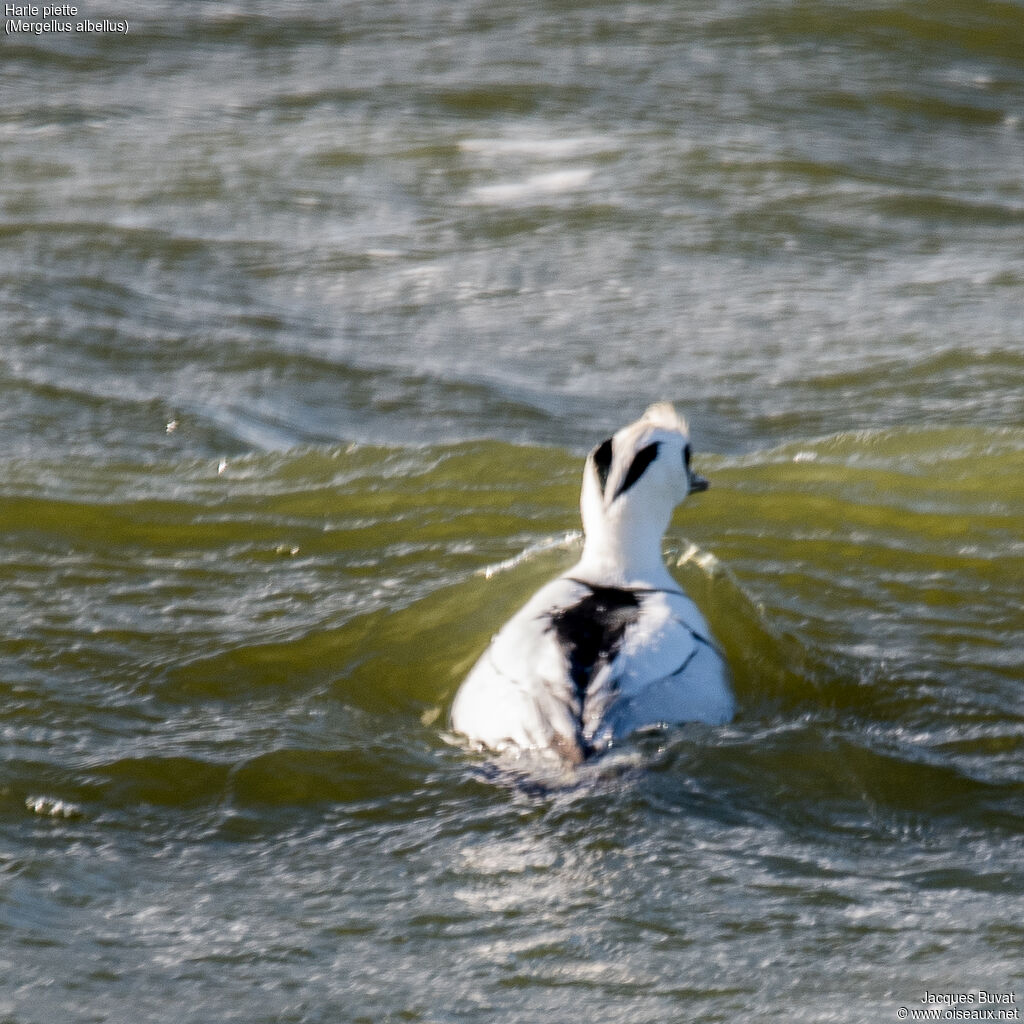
[577,403,709,586]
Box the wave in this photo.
[0,425,1020,837]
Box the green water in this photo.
[2,0,1023,1021]
[2,429,1021,1021]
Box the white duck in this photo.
[451,402,733,764]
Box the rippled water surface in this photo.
[2,2,1023,1021]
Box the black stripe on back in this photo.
[614,441,661,500]
[546,584,641,704]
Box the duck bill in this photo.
[688,473,709,494]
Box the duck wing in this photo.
[450,577,595,758]
[584,588,733,747]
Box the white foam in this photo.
[469,168,594,204]
[459,135,616,159]
[477,531,581,579]
[26,795,81,819]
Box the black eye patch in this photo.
[593,438,613,495]
[614,441,661,500]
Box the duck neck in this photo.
[576,501,675,589]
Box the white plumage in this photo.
[451,403,734,764]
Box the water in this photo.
[2,1,1023,1021]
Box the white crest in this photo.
[638,401,690,434]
